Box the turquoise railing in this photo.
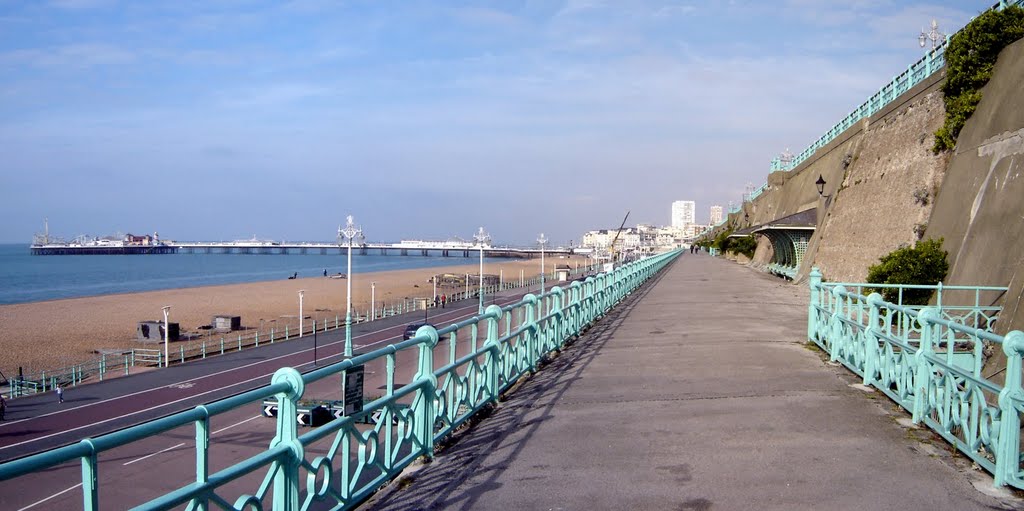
[0,250,679,510]
[3,264,601,400]
[770,0,1024,173]
[808,268,1024,488]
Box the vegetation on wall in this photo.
[934,6,1024,152]
[866,238,949,305]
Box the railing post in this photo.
[912,308,938,423]
[80,439,99,511]
[808,267,822,342]
[413,325,440,460]
[551,286,565,349]
[864,293,884,387]
[483,305,503,402]
[829,286,846,361]
[270,367,305,511]
[522,294,539,370]
[995,330,1024,486]
[194,405,211,511]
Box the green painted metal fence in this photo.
[0,250,679,510]
[807,268,1024,488]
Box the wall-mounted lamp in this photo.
[815,174,826,197]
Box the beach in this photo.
[0,256,591,377]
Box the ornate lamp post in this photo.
[474,226,490,314]
[538,233,548,295]
[338,215,363,357]
[162,305,171,368]
[919,19,945,51]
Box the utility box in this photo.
[137,321,179,342]
[212,315,242,332]
[555,265,571,282]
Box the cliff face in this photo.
[740,38,1024,333]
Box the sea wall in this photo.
[732,38,1024,334]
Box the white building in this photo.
[709,205,723,225]
[671,201,695,229]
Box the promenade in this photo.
[364,254,1021,510]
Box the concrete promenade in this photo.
[365,254,1021,510]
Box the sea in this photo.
[0,244,501,305]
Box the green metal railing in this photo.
[808,268,1024,488]
[0,250,679,509]
[4,264,601,400]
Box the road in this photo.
[0,285,547,510]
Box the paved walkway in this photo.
[365,255,1021,511]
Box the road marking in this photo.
[212,415,262,435]
[17,483,82,511]
[122,415,263,467]
[123,442,186,466]
[0,297,514,453]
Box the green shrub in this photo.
[712,229,733,253]
[728,235,758,258]
[934,6,1024,152]
[866,238,949,305]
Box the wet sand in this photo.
[0,256,591,376]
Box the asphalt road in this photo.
[0,285,550,510]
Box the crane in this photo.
[607,210,630,265]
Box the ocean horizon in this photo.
[0,244,510,305]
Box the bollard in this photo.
[285,325,289,341]
[125,355,130,375]
[220,337,225,355]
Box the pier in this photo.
[30,240,583,258]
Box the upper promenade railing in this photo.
[0,250,680,510]
[807,268,1024,488]
[752,1,1024,200]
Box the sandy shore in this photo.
[0,256,591,377]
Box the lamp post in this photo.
[538,233,548,295]
[338,215,363,357]
[162,305,171,368]
[919,19,945,51]
[371,281,376,321]
[298,290,305,336]
[474,226,490,314]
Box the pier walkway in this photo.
[364,255,1020,510]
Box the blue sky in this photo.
[0,0,983,245]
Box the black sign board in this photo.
[343,365,364,416]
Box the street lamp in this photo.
[371,281,376,322]
[919,19,945,51]
[162,305,171,368]
[537,233,548,294]
[816,174,826,197]
[338,215,363,357]
[298,290,305,336]
[474,226,490,314]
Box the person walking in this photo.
[56,384,64,404]
[441,294,446,308]
[0,393,7,420]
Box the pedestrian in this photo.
[323,269,328,277]
[0,393,6,420]
[56,384,64,404]
[433,296,440,308]
[441,294,446,308]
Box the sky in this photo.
[0,0,985,246]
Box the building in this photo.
[671,201,696,229]
[709,205,723,225]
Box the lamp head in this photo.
[815,174,826,196]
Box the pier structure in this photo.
[32,239,585,258]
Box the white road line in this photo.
[17,483,82,511]
[123,442,185,466]
[0,298,504,453]
[120,415,263,467]
[212,415,261,435]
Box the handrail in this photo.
[807,267,1024,488]
[0,249,682,510]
